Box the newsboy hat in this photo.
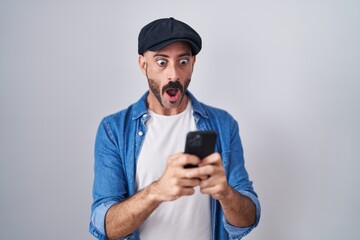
[138,17,202,55]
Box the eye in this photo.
[179,59,188,65]
[156,59,167,66]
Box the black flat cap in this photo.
[138,17,202,55]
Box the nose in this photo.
[166,62,180,81]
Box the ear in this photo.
[192,55,196,68]
[138,55,147,76]
[191,55,196,69]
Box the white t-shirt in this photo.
[136,100,211,240]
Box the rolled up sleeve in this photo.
[222,190,261,239]
[89,201,118,239]
[222,118,261,239]
[89,117,129,239]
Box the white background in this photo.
[0,0,359,239]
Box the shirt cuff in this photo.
[90,201,118,239]
[222,190,261,239]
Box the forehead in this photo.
[145,41,192,57]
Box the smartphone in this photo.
[184,131,217,168]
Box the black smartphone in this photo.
[184,131,217,168]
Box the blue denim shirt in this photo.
[90,91,261,240]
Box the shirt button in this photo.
[143,114,148,118]
[138,131,143,136]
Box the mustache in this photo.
[162,81,184,93]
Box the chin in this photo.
[163,102,181,109]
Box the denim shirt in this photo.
[89,91,261,240]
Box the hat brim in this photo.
[147,39,200,55]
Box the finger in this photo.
[199,152,222,166]
[178,178,200,187]
[168,153,201,167]
[199,185,222,195]
[179,187,196,196]
[184,165,215,179]
[200,183,232,200]
[200,187,217,196]
[199,175,209,180]
[199,178,213,188]
[199,173,220,187]
[168,186,196,200]
[198,165,216,176]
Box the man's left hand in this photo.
[185,152,231,200]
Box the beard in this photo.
[147,77,191,108]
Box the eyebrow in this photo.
[153,52,192,58]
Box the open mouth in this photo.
[162,81,183,103]
[165,88,180,101]
[166,88,179,97]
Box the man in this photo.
[90,17,260,240]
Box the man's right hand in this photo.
[150,153,202,202]
[105,153,203,239]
